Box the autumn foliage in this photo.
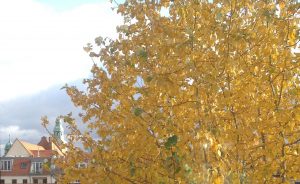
[44,0,300,183]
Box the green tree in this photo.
[43,0,300,183]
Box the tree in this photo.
[43,0,300,183]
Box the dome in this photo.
[4,137,12,154]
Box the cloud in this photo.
[0,0,122,102]
[0,125,42,156]
[0,126,42,142]
[0,80,83,147]
[0,0,122,155]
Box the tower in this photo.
[53,118,65,143]
[4,135,12,155]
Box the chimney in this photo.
[38,136,51,150]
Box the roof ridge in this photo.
[20,140,45,148]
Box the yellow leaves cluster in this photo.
[47,0,300,183]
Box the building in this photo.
[0,118,65,184]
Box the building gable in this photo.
[5,139,32,157]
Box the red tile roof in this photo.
[1,136,61,177]
[31,150,54,157]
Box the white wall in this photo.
[1,175,56,184]
[0,176,30,184]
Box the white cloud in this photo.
[0,125,42,143]
[0,0,122,102]
[0,81,82,143]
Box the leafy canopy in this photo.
[43,0,300,183]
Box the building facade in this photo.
[0,118,65,184]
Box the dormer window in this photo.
[0,160,12,171]
[31,162,42,174]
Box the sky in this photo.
[0,0,122,154]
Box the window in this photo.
[0,179,4,184]
[43,179,47,184]
[31,162,42,174]
[23,179,28,184]
[0,160,12,171]
[12,180,17,184]
[21,162,27,169]
[33,179,38,184]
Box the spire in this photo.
[53,118,65,143]
[4,134,12,155]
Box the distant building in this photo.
[0,118,65,184]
